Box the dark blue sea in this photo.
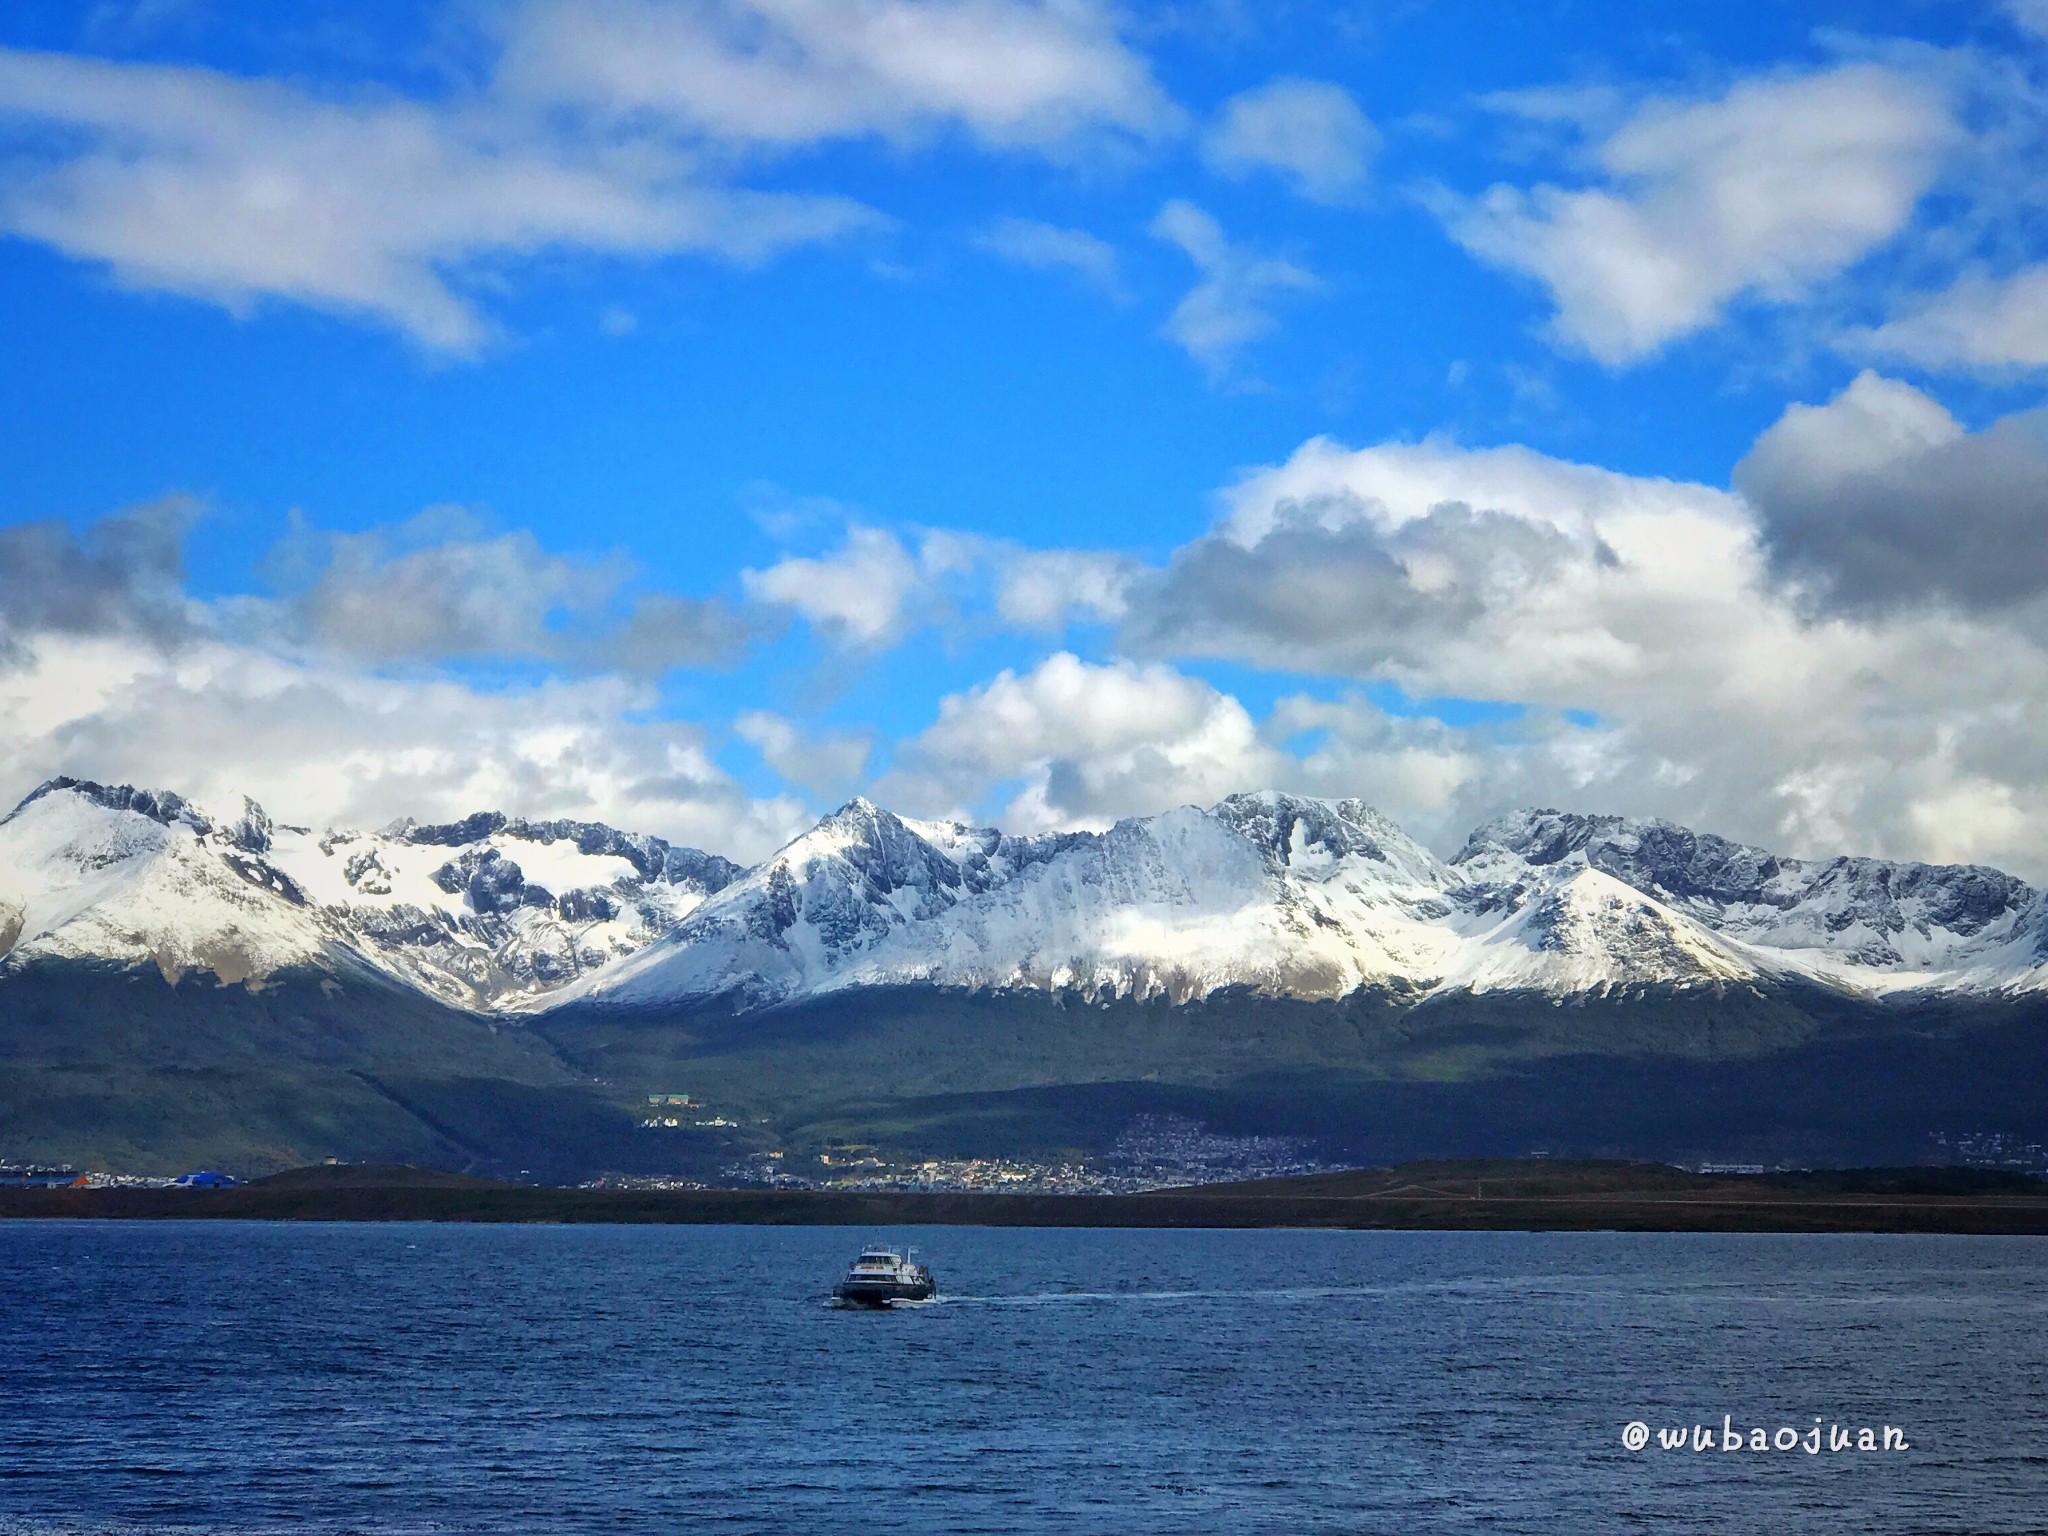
[4,1223,2045,1534]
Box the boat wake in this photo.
[932,1284,1400,1307]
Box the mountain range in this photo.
[5,777,2046,1012]
[4,775,2048,1178]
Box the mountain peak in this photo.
[1209,790,1442,880]
[399,811,511,847]
[8,776,209,834]
[812,795,894,834]
[1455,805,2039,966]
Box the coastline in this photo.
[8,1162,2048,1233]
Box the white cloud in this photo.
[1850,265,2048,373]
[1202,76,1378,203]
[1260,693,1485,845]
[0,506,805,855]
[734,709,873,793]
[0,47,873,354]
[972,216,1123,296]
[0,0,1181,354]
[880,652,1273,829]
[992,547,1139,628]
[1132,440,1690,709]
[1213,432,1725,546]
[1737,369,1962,488]
[1149,199,1318,373]
[19,417,2048,880]
[1908,775,2029,865]
[715,413,2048,877]
[1446,63,1957,364]
[740,525,934,647]
[495,0,1182,153]
[742,524,1139,646]
[0,498,200,648]
[0,630,808,860]
[877,650,1496,844]
[1106,424,2048,876]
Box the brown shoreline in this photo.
[9,1165,2048,1234]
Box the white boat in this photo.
[832,1245,935,1306]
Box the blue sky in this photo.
[4,0,2048,873]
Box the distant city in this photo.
[14,1124,2046,1193]
[589,1115,1350,1194]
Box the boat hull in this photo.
[833,1278,936,1306]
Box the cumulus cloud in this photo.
[1214,431,1727,547]
[279,510,631,662]
[1446,63,1957,364]
[722,425,2048,871]
[603,592,766,674]
[1149,199,1318,373]
[1849,265,2048,373]
[0,502,809,853]
[1122,435,1723,707]
[877,650,1498,844]
[0,629,809,859]
[972,216,1124,296]
[880,652,1272,829]
[21,421,2048,878]
[1083,425,2048,876]
[494,0,1181,153]
[1736,370,2048,615]
[741,525,938,647]
[1129,505,1612,678]
[1259,693,1489,845]
[1202,76,1378,203]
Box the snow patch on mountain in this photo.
[1440,865,1757,994]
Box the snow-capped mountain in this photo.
[4,776,2045,1015]
[568,792,1465,1009]
[565,791,2048,1010]
[0,780,333,988]
[0,778,738,1008]
[1449,810,2047,995]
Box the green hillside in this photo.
[6,959,2048,1178]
